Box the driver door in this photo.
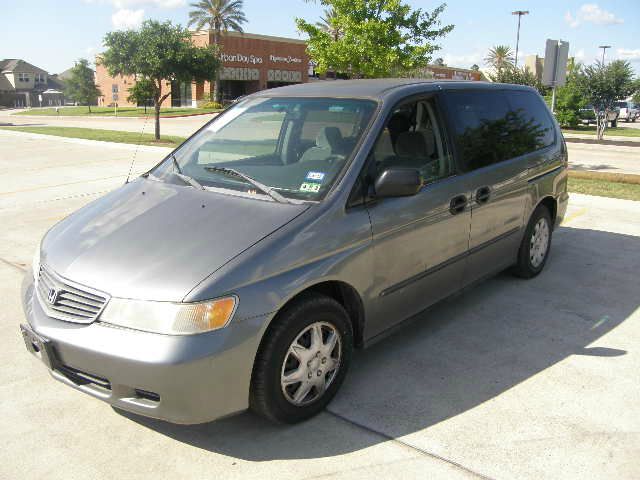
[365,95,472,339]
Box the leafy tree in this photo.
[296,0,454,78]
[485,45,514,72]
[101,20,219,139]
[470,64,479,71]
[543,59,586,128]
[64,59,101,113]
[127,77,156,113]
[188,0,247,102]
[489,66,548,95]
[577,60,636,139]
[316,8,342,41]
[433,57,445,66]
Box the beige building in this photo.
[0,59,64,107]
[524,55,545,81]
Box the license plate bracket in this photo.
[20,324,57,370]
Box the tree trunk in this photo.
[213,29,221,103]
[88,103,92,113]
[154,100,161,140]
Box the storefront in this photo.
[96,31,309,108]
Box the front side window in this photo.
[369,97,454,185]
[443,90,552,171]
[151,97,377,201]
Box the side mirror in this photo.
[374,168,422,198]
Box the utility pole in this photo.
[512,10,529,68]
[598,45,611,64]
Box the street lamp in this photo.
[512,10,529,68]
[598,45,611,64]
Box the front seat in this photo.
[299,126,344,162]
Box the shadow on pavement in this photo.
[118,226,639,460]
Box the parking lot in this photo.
[1,130,639,479]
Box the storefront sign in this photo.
[221,53,263,65]
[269,55,303,64]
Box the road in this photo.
[567,142,640,175]
[0,132,639,479]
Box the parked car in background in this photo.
[616,101,638,122]
[579,104,620,127]
[20,80,568,425]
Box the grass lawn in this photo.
[0,126,186,147]
[568,172,640,201]
[562,125,640,137]
[14,106,222,118]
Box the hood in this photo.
[42,179,308,301]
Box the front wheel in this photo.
[512,205,552,278]
[250,294,353,423]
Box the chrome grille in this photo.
[36,265,109,324]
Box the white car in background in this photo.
[616,101,639,123]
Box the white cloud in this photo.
[111,8,144,29]
[565,4,623,28]
[574,48,585,60]
[617,48,640,61]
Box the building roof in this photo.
[0,59,48,74]
[0,73,13,91]
[192,30,307,45]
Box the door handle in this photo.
[476,186,491,204]
[449,194,468,215]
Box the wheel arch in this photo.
[536,195,558,226]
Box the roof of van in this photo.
[258,79,534,99]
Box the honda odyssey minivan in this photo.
[20,79,568,424]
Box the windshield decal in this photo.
[300,182,321,193]
[305,171,326,182]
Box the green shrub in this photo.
[201,101,223,109]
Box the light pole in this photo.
[598,45,611,64]
[512,10,529,68]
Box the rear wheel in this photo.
[512,205,552,278]
[250,293,353,423]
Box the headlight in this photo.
[99,296,237,335]
[32,243,41,280]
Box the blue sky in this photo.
[1,0,638,74]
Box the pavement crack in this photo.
[0,257,27,272]
[326,408,496,480]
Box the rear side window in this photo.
[505,90,555,152]
[443,89,555,172]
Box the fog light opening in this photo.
[134,388,160,403]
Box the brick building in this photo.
[96,31,309,107]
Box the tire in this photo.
[250,293,353,423]
[512,205,553,279]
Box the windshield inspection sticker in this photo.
[305,171,326,182]
[300,182,322,193]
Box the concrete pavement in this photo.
[1,129,639,480]
[567,142,640,175]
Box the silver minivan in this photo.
[20,80,568,424]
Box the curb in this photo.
[564,136,640,148]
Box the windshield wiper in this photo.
[171,153,204,190]
[204,165,291,204]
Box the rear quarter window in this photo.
[443,89,556,172]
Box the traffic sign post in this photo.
[542,39,569,114]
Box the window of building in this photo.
[35,73,45,83]
[112,84,119,93]
[17,72,30,82]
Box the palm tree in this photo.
[485,45,515,72]
[188,0,247,102]
[316,8,342,41]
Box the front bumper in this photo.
[20,272,267,424]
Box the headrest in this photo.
[316,126,343,150]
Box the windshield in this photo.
[151,96,377,201]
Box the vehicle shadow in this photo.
[118,226,639,461]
